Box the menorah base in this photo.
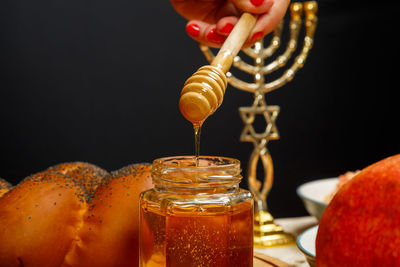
[254,210,295,247]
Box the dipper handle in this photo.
[179,13,257,126]
[212,13,258,72]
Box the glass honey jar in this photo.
[139,156,254,267]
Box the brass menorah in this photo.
[199,1,318,247]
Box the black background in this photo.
[1,0,398,217]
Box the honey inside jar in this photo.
[139,156,253,267]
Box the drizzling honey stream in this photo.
[179,13,257,161]
[194,126,201,165]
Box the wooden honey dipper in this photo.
[179,13,257,127]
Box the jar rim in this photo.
[152,155,240,170]
[151,156,242,190]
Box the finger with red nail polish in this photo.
[216,16,239,36]
[250,0,264,7]
[220,23,234,34]
[250,31,264,41]
[206,27,226,44]
[185,21,227,49]
[186,23,200,37]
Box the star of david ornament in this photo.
[239,93,280,149]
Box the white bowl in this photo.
[297,225,318,267]
[296,178,338,220]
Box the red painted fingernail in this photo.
[251,31,264,41]
[220,23,234,34]
[206,28,225,44]
[186,24,200,37]
[250,0,264,7]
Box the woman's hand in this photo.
[170,0,290,48]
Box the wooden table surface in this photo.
[255,216,318,267]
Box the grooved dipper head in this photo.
[179,65,227,125]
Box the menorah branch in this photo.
[231,22,285,75]
[260,22,283,59]
[199,44,215,65]
[260,4,317,94]
[232,57,259,75]
[226,73,258,93]
[260,18,301,75]
[243,21,283,59]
